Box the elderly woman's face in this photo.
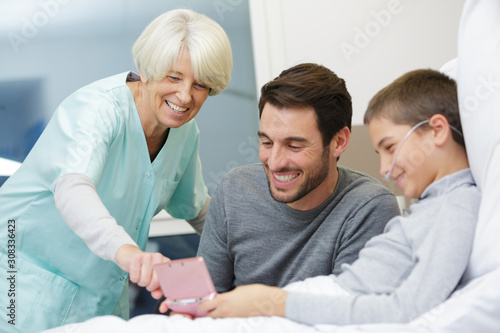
[144,51,209,129]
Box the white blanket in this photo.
[44,276,419,333]
[42,269,499,332]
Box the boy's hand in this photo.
[198,284,288,318]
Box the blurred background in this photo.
[0,0,260,189]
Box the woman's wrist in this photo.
[114,244,142,271]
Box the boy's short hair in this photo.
[132,9,232,96]
[258,63,352,147]
[364,69,464,147]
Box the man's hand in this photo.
[115,244,170,299]
[198,284,288,318]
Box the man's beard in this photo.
[266,146,330,204]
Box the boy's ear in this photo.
[429,114,450,146]
[331,126,351,159]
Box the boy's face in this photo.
[368,116,437,199]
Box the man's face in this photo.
[258,103,337,211]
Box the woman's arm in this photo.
[186,196,210,234]
[54,173,137,261]
[54,172,170,298]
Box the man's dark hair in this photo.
[258,63,352,146]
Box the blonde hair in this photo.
[132,9,232,96]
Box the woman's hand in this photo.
[198,284,288,318]
[115,244,170,299]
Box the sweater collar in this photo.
[419,168,475,200]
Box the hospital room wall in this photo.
[249,0,464,198]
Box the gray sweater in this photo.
[286,168,480,325]
[197,164,401,292]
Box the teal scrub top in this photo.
[0,72,208,332]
